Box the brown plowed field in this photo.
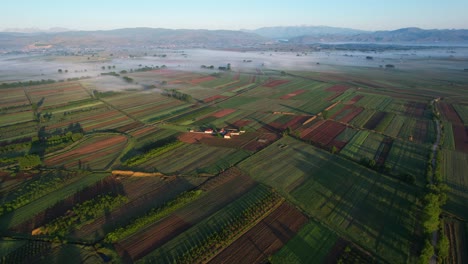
[45,135,127,168]
[445,219,468,264]
[117,168,257,261]
[439,103,463,123]
[302,120,347,146]
[299,120,326,138]
[268,116,311,131]
[453,124,468,153]
[346,95,364,104]
[211,108,236,118]
[178,132,214,144]
[232,119,252,128]
[243,133,280,152]
[209,202,308,264]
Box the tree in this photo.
[322,110,329,119]
[331,146,338,154]
[437,232,449,263]
[18,155,41,170]
[418,239,434,264]
[422,193,441,233]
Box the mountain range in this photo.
[1,26,468,51]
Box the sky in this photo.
[2,0,468,31]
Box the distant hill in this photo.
[245,26,369,39]
[289,27,468,44]
[0,28,267,50]
[1,27,468,51]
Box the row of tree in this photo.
[38,194,128,237]
[165,190,281,264]
[105,190,203,243]
[162,89,193,102]
[0,171,73,216]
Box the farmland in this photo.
[0,45,467,264]
[239,136,420,263]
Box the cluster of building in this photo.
[201,128,245,139]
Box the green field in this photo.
[0,172,109,230]
[239,136,419,263]
[441,150,468,219]
[271,220,338,263]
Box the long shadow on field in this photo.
[251,117,280,133]
[279,104,313,115]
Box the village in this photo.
[189,127,246,139]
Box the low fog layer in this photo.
[1,47,468,84]
[80,75,142,92]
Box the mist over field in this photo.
[2,46,468,85]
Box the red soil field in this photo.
[340,107,364,123]
[438,103,467,152]
[346,95,364,104]
[280,89,306,99]
[45,135,127,166]
[327,140,348,152]
[209,202,308,264]
[232,119,252,128]
[189,76,216,85]
[268,116,311,131]
[331,105,364,124]
[325,85,350,93]
[298,120,326,138]
[439,103,463,123]
[263,79,290,88]
[44,110,123,131]
[243,133,280,152]
[302,120,347,146]
[453,124,468,153]
[211,108,236,118]
[204,95,228,103]
[116,215,192,261]
[178,132,213,144]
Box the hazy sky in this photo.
[2,0,468,31]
